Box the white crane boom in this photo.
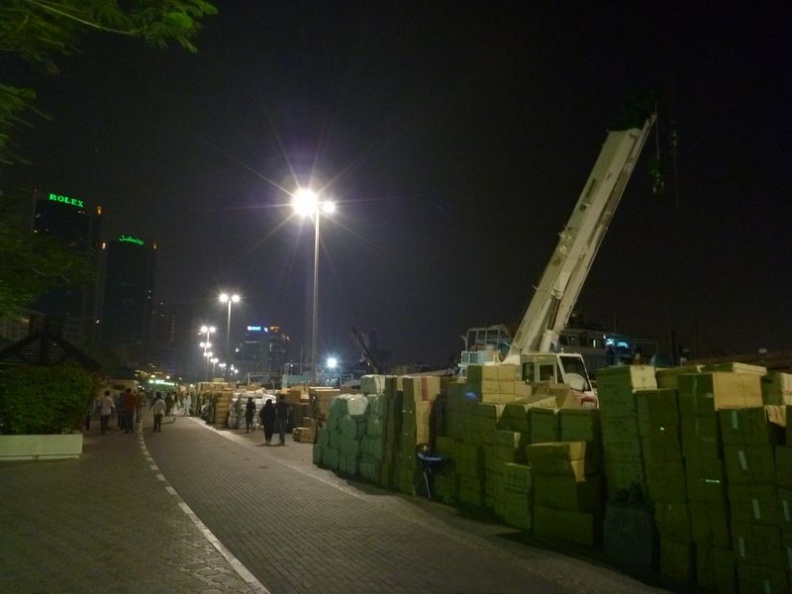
[503,101,656,365]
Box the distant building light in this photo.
[48,192,85,208]
[119,234,144,246]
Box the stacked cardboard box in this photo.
[597,365,656,500]
[763,373,792,406]
[496,462,533,530]
[635,388,691,583]
[393,376,441,494]
[721,405,786,592]
[527,441,603,545]
[776,415,792,591]
[465,364,518,404]
[360,394,389,483]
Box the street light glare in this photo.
[292,188,319,216]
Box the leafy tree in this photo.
[0,187,97,317]
[0,1,216,319]
[0,0,218,165]
[0,362,96,434]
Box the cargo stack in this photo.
[380,376,402,490]
[496,461,533,530]
[635,388,691,584]
[678,371,764,591]
[720,404,786,592]
[394,376,441,494]
[762,372,792,406]
[596,365,656,501]
[777,413,792,592]
[527,441,603,546]
[313,393,369,475]
[360,391,389,483]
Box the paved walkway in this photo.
[0,410,676,593]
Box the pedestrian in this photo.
[84,397,96,431]
[259,399,276,445]
[151,394,166,432]
[164,392,174,416]
[98,390,115,435]
[121,388,139,434]
[274,394,290,446]
[182,392,192,416]
[244,397,256,433]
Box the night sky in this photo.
[4,2,792,367]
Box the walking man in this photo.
[98,391,115,435]
[151,394,166,432]
[274,394,290,446]
[121,388,139,434]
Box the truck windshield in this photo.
[558,355,592,391]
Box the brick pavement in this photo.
[0,410,676,594]
[0,412,260,594]
[145,417,675,594]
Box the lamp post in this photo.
[292,188,335,386]
[199,325,216,381]
[211,357,219,379]
[219,293,240,376]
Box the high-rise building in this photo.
[98,234,156,366]
[149,301,195,379]
[30,190,102,345]
[235,324,292,382]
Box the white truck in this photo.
[460,95,658,401]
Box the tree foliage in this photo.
[0,1,216,318]
[0,0,218,164]
[0,188,97,317]
[0,362,96,435]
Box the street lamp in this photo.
[292,188,336,386]
[199,325,216,381]
[219,292,240,375]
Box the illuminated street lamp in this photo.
[211,357,219,379]
[219,293,240,374]
[199,325,216,381]
[292,188,336,385]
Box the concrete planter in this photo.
[0,432,84,461]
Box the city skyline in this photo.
[4,2,791,366]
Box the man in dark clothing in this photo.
[259,399,276,445]
[274,395,290,446]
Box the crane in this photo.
[461,94,658,398]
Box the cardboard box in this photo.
[777,445,792,490]
[655,365,702,390]
[736,562,788,594]
[677,372,763,416]
[525,441,595,477]
[559,408,601,442]
[529,407,560,442]
[762,373,792,406]
[723,444,776,485]
[728,483,780,525]
[603,456,646,501]
[597,364,658,390]
[654,502,691,543]
[533,505,602,546]
[702,362,767,375]
[696,545,736,594]
[600,412,642,459]
[533,474,603,513]
[689,502,731,548]
[645,462,687,504]
[641,426,683,464]
[681,415,721,461]
[685,458,728,506]
[635,388,680,428]
[718,406,785,445]
[731,521,784,570]
[660,539,695,585]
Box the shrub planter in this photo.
[0,432,83,461]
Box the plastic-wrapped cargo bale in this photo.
[361,374,387,396]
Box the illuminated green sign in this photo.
[49,193,84,208]
[119,235,144,246]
